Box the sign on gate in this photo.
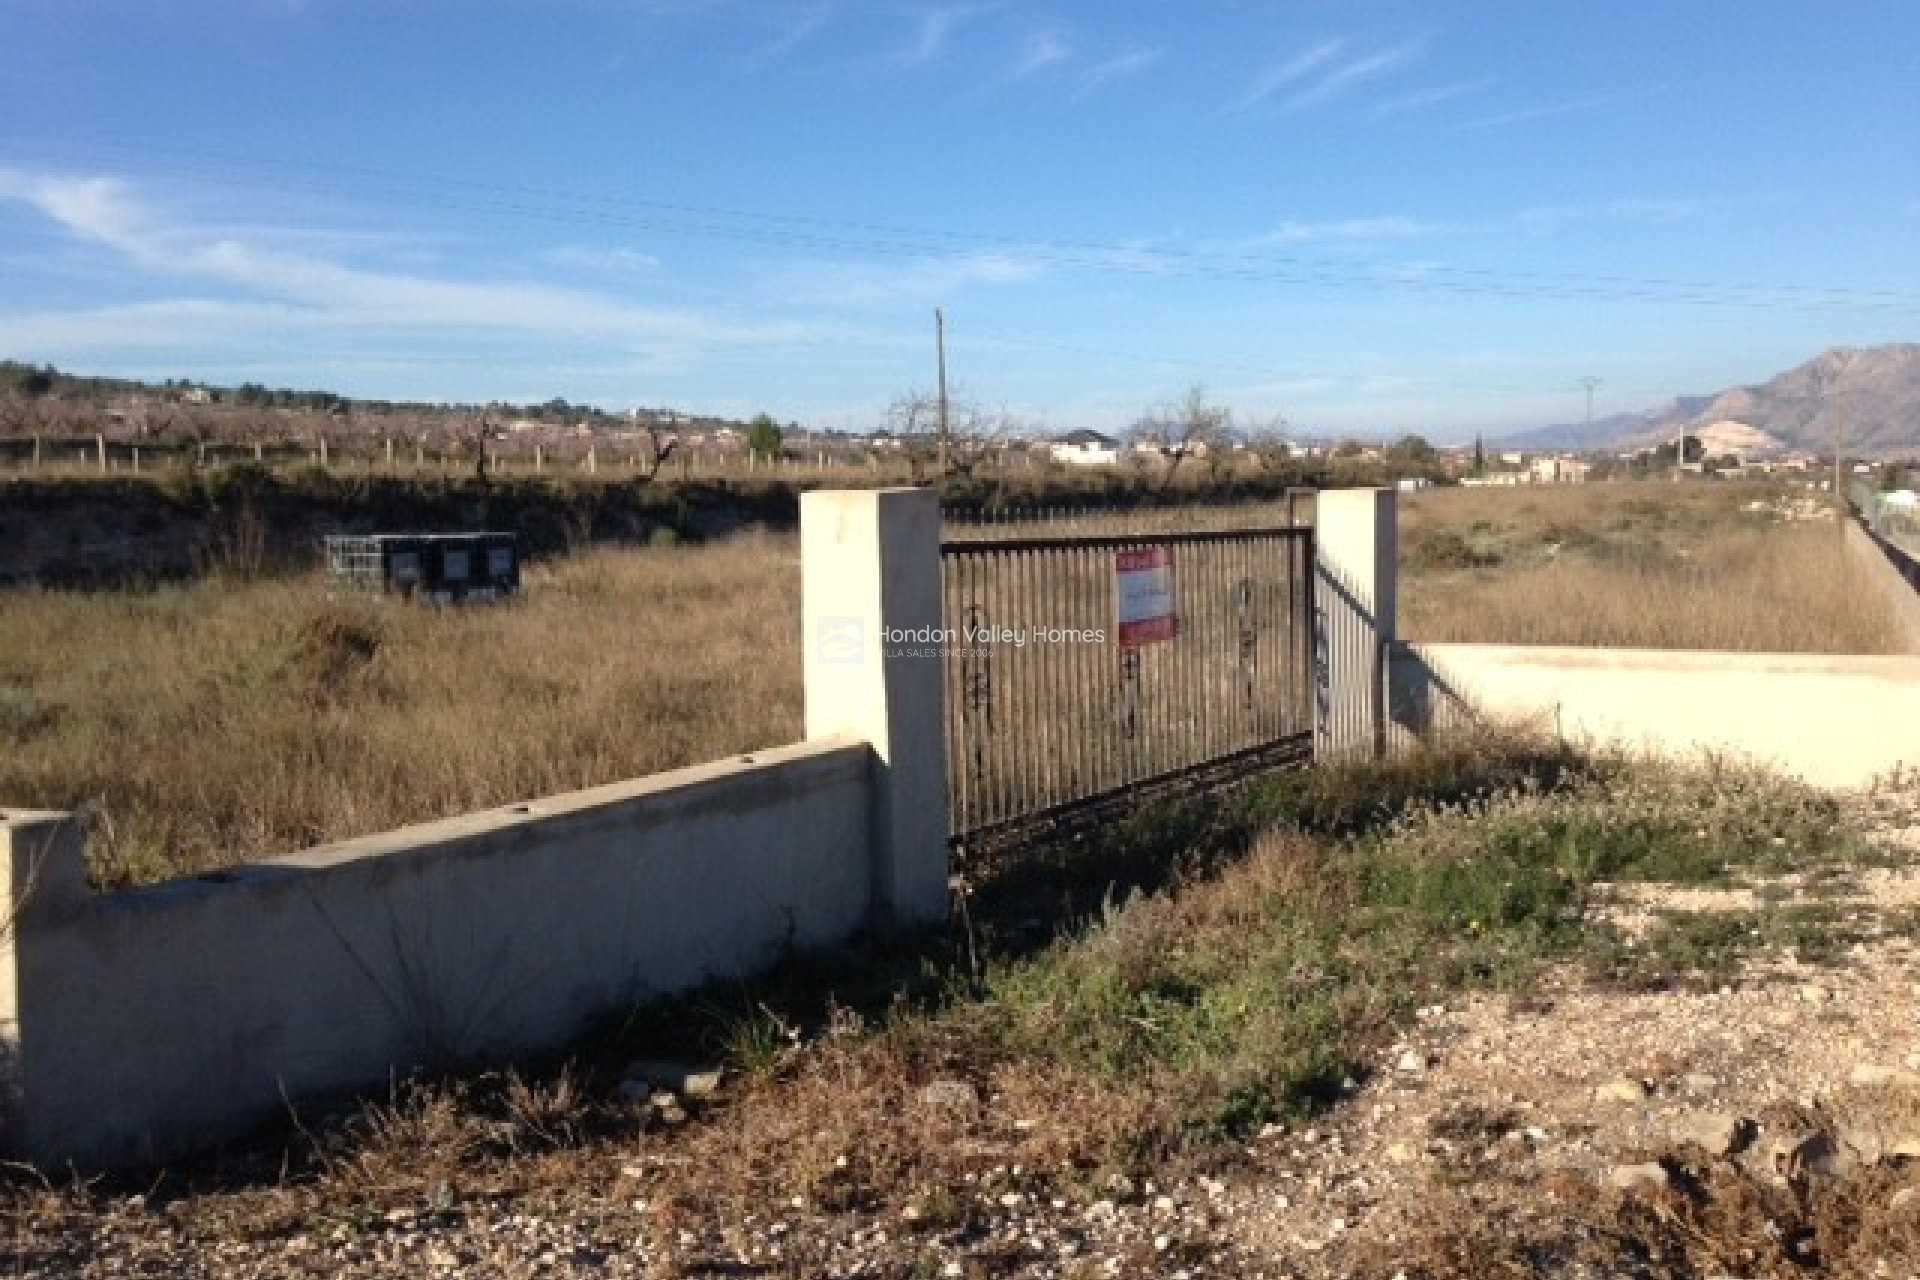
[1115,546,1177,648]
[940,521,1315,852]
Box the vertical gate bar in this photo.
[1028,546,1046,813]
[1052,548,1067,809]
[1247,535,1261,743]
[1184,538,1198,767]
[1071,542,1090,799]
[1304,529,1317,739]
[1223,539,1237,752]
[1006,545,1020,822]
[1166,540,1182,779]
[1272,533,1286,737]
[1105,545,1121,790]
[1295,531,1308,735]
[996,546,1013,828]
[1085,540,1104,797]
[1200,539,1217,763]
[1029,548,1044,809]
[1041,546,1060,812]
[1214,539,1228,753]
[987,546,1004,828]
[1254,535,1268,742]
[968,548,986,831]
[1038,546,1053,810]
[961,551,974,835]
[1265,534,1276,738]
[968,548,984,831]
[1247,537,1258,742]
[1180,540,1198,771]
[1289,532,1304,734]
[1267,533,1282,739]
[1206,539,1221,758]
[944,552,958,838]
[974,547,987,827]
[1147,538,1160,781]
[961,550,976,836]
[944,553,957,839]
[1017,546,1037,819]
[1142,537,1158,784]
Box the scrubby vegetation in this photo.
[8,735,1912,1278]
[1399,481,1908,653]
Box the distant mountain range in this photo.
[1496,344,1920,458]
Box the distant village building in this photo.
[1530,456,1591,484]
[1050,429,1121,466]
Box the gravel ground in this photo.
[7,804,1919,1279]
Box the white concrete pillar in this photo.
[0,811,86,930]
[801,488,949,927]
[1,810,88,1155]
[1314,488,1397,761]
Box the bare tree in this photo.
[886,388,1013,484]
[884,388,942,482]
[1130,384,1237,486]
[633,417,678,483]
[1241,410,1299,475]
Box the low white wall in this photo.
[1,738,873,1167]
[1393,644,1920,787]
[1846,519,1920,653]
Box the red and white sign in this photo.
[1115,546,1177,649]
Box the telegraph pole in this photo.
[1579,376,1600,431]
[1833,402,1847,515]
[935,308,950,474]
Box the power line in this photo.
[6,137,1920,316]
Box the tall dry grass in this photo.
[0,534,803,885]
[1399,481,1910,653]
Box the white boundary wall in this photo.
[1303,487,1920,785]
[1846,518,1920,653]
[1392,644,1920,787]
[1,487,951,1168]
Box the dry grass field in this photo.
[0,535,803,885]
[2,479,1909,888]
[1399,481,1909,653]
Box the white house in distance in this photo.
[1050,429,1121,466]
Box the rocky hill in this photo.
[1503,344,1920,457]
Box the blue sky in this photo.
[2,0,1918,441]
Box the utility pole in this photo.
[1579,376,1600,431]
[1833,402,1847,515]
[935,308,950,475]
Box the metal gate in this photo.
[941,522,1316,853]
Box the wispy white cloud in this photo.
[1076,46,1162,94]
[0,168,819,363]
[1255,216,1431,246]
[747,5,833,66]
[887,5,983,68]
[1281,41,1422,110]
[1009,28,1070,79]
[1371,77,1490,119]
[1461,89,1660,130]
[1238,38,1345,111]
[1238,38,1423,113]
